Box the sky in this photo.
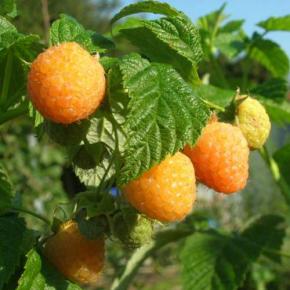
[121,0,290,55]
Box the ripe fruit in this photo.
[44,220,105,285]
[184,122,249,194]
[123,152,196,222]
[28,42,106,124]
[113,208,153,249]
[235,96,271,149]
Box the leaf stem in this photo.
[10,206,51,225]
[259,146,290,206]
[0,52,13,108]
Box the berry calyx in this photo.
[235,96,271,149]
[43,220,105,285]
[184,122,249,194]
[123,152,196,222]
[28,42,106,124]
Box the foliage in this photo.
[0,0,290,289]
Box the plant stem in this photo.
[110,229,192,290]
[259,146,290,207]
[201,98,225,112]
[0,103,28,126]
[10,206,51,225]
[0,52,13,108]
[41,0,50,45]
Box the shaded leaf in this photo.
[0,216,27,288]
[250,78,287,101]
[249,38,289,77]
[0,163,13,213]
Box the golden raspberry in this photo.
[123,152,196,222]
[28,42,106,124]
[43,220,105,285]
[184,122,249,194]
[235,96,271,149]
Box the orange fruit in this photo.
[184,122,249,194]
[44,220,105,285]
[28,42,106,124]
[123,152,196,222]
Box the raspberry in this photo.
[235,96,271,149]
[43,220,105,285]
[123,152,196,222]
[28,42,106,124]
[113,208,153,249]
[184,122,249,194]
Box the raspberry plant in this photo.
[0,0,290,289]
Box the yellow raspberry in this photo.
[184,122,249,194]
[123,152,196,222]
[235,96,271,149]
[43,220,105,285]
[28,42,106,124]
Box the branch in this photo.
[110,229,192,290]
[259,146,290,206]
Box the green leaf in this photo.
[214,32,245,58]
[250,78,287,101]
[16,249,42,290]
[181,232,251,290]
[180,215,285,290]
[192,83,290,125]
[118,54,209,185]
[274,144,290,187]
[0,16,16,34]
[16,249,81,290]
[220,20,244,33]
[50,14,114,53]
[0,163,13,213]
[100,56,118,71]
[111,0,180,24]
[192,84,234,108]
[0,20,41,111]
[120,16,202,81]
[0,0,17,18]
[258,15,290,32]
[197,3,227,33]
[249,38,289,77]
[0,216,28,288]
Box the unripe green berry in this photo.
[113,208,153,249]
